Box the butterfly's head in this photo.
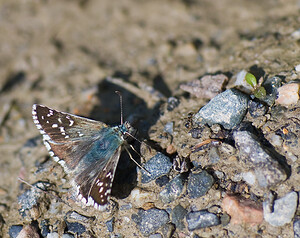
[119,121,136,141]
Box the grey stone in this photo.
[132,208,169,236]
[167,97,180,111]
[62,234,74,238]
[65,222,86,235]
[186,210,220,231]
[65,211,95,223]
[263,191,298,226]
[40,219,50,237]
[47,233,59,238]
[248,99,268,118]
[8,225,23,238]
[208,147,220,164]
[293,218,300,238]
[234,130,287,188]
[155,175,169,187]
[18,181,51,218]
[106,217,114,232]
[261,76,282,106]
[171,204,188,230]
[141,153,172,183]
[149,234,162,238]
[159,174,184,203]
[187,170,214,198]
[193,88,249,129]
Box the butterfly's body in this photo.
[32,104,134,210]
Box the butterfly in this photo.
[32,103,136,210]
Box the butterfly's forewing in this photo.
[32,104,108,142]
[32,104,108,171]
[32,104,125,210]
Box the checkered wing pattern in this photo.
[32,104,123,210]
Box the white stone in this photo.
[275,83,300,106]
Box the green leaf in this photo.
[253,86,266,99]
[245,73,257,88]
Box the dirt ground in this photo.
[0,0,300,237]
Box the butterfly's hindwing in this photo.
[76,147,122,209]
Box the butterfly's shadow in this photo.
[88,78,164,200]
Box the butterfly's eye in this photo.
[122,121,137,141]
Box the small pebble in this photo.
[160,223,176,237]
[159,174,185,203]
[187,170,214,199]
[18,181,51,219]
[180,74,228,99]
[132,208,169,236]
[295,64,300,72]
[293,218,300,238]
[241,171,256,185]
[186,210,220,231]
[149,234,163,238]
[167,97,180,111]
[8,225,23,238]
[248,100,268,118]
[171,204,188,230]
[106,217,114,232]
[155,175,170,187]
[164,122,174,135]
[15,225,39,238]
[62,234,74,238]
[208,147,220,164]
[166,144,176,154]
[261,76,282,106]
[65,211,94,223]
[234,130,287,188]
[291,29,300,40]
[65,222,86,235]
[47,233,59,238]
[129,188,155,207]
[234,70,253,93]
[40,219,50,237]
[275,83,300,106]
[214,170,225,180]
[141,153,172,183]
[193,89,249,129]
[263,191,298,226]
[120,203,132,210]
[174,43,197,57]
[222,194,263,225]
[269,133,283,147]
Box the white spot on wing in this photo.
[69,119,74,126]
[43,134,51,141]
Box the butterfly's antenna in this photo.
[115,91,124,125]
[17,177,71,208]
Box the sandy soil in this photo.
[0,0,299,237]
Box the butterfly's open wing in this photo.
[76,146,122,210]
[32,104,125,209]
[32,104,109,172]
[32,104,108,142]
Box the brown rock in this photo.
[17,225,39,238]
[222,194,263,225]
